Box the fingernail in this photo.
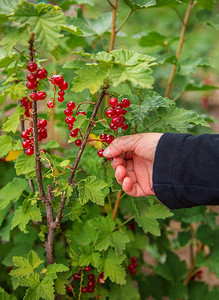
[103,148,110,157]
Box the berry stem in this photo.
[53,87,108,228]
[116,9,133,34]
[76,101,96,114]
[165,0,195,98]
[113,215,134,231]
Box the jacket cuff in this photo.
[152,132,190,209]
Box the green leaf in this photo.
[3,106,25,133]
[13,2,65,52]
[61,24,83,36]
[41,140,60,150]
[54,272,71,296]
[24,276,55,300]
[196,9,219,29]
[0,177,28,210]
[72,65,107,94]
[196,250,219,277]
[139,31,167,47]
[47,263,69,280]
[0,135,13,158]
[0,287,17,300]
[197,0,216,10]
[130,89,173,125]
[124,0,156,10]
[111,49,156,66]
[10,250,43,277]
[72,114,90,135]
[104,249,126,285]
[79,245,101,269]
[0,0,20,15]
[155,252,187,283]
[11,201,42,233]
[15,153,36,176]
[159,106,210,132]
[179,57,213,75]
[110,279,140,300]
[8,82,27,101]
[78,176,108,205]
[196,224,214,246]
[71,12,112,36]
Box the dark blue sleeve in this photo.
[152,133,219,209]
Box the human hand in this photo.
[103,133,163,197]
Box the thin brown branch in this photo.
[45,185,55,265]
[109,0,119,51]
[106,0,115,8]
[29,34,46,202]
[172,7,184,24]
[53,87,108,228]
[112,190,122,221]
[165,0,195,98]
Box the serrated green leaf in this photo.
[10,250,43,277]
[3,106,25,133]
[41,140,60,150]
[61,24,83,36]
[159,106,210,132]
[11,201,42,233]
[72,65,107,94]
[73,114,90,135]
[0,135,13,158]
[139,31,167,47]
[196,9,219,29]
[54,272,71,296]
[155,252,187,283]
[78,176,108,205]
[179,57,213,76]
[130,89,173,125]
[111,49,156,66]
[47,263,69,276]
[148,204,173,219]
[8,82,27,101]
[0,177,28,210]
[0,0,20,15]
[23,276,55,300]
[104,249,126,285]
[79,245,101,269]
[124,0,156,10]
[13,2,65,52]
[15,153,36,176]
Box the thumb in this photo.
[103,135,142,158]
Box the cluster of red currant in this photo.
[105,97,130,131]
[97,134,115,157]
[22,97,32,118]
[47,75,69,108]
[66,268,104,298]
[26,61,48,97]
[128,257,138,275]
[21,119,47,156]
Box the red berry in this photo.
[27,72,37,83]
[59,81,68,90]
[115,108,123,116]
[26,81,37,90]
[100,133,107,141]
[105,135,114,144]
[82,287,88,293]
[39,128,47,139]
[38,119,47,128]
[22,140,30,149]
[121,98,130,108]
[88,281,95,288]
[54,75,64,85]
[65,116,76,124]
[58,96,65,102]
[74,273,81,281]
[128,264,134,271]
[51,75,57,84]
[88,274,95,281]
[99,272,104,278]
[26,127,32,134]
[70,128,79,138]
[119,116,126,124]
[77,111,86,116]
[36,68,48,79]
[110,97,118,107]
[40,149,46,154]
[110,123,118,131]
[30,92,38,101]
[66,286,72,293]
[68,124,73,130]
[106,108,115,118]
[21,131,28,139]
[133,262,138,268]
[97,149,104,157]
[58,90,65,97]
[67,101,76,110]
[88,287,94,293]
[47,101,55,109]
[97,295,102,299]
[121,109,127,115]
[85,266,91,272]
[26,147,34,156]
[130,268,137,274]
[64,108,73,117]
[75,139,82,146]
[131,257,137,263]
[37,91,47,100]
[111,116,121,125]
[121,123,128,130]
[27,61,38,72]
[25,110,30,117]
